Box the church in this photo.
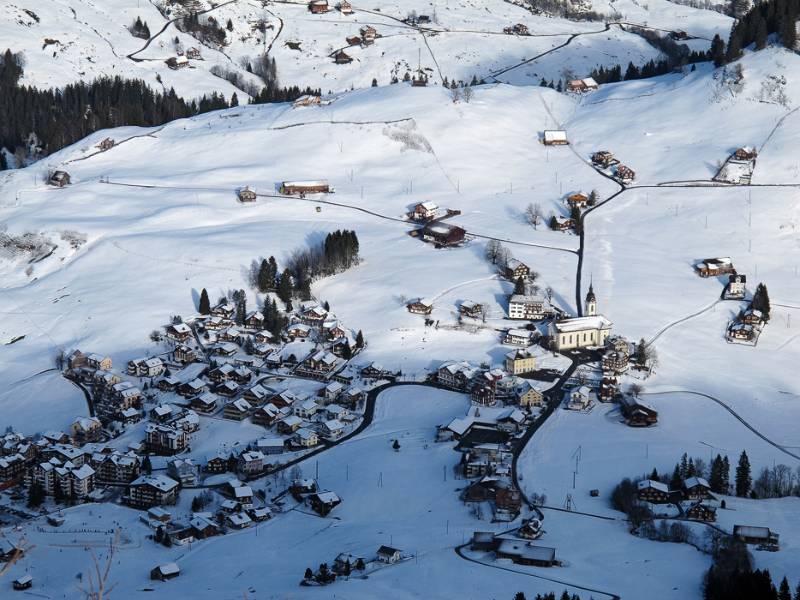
[550,283,612,351]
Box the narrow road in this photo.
[645,299,724,347]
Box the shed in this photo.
[150,562,180,581]
[543,130,568,145]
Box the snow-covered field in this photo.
[2,1,800,595]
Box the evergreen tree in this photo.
[726,28,744,62]
[341,340,352,360]
[372,78,378,87]
[779,578,792,600]
[549,215,559,230]
[343,559,351,576]
[755,15,769,49]
[304,567,313,580]
[257,259,270,293]
[570,204,582,233]
[514,276,526,295]
[711,34,726,67]
[356,330,365,349]
[155,525,164,543]
[687,457,696,477]
[709,455,726,493]
[277,268,293,303]
[680,453,689,478]
[735,450,752,497]
[143,455,153,475]
[199,288,211,314]
[514,594,527,600]
[722,455,731,492]
[27,481,45,508]
[392,439,401,451]
[670,465,682,490]
[230,92,239,107]
[752,283,771,320]
[650,467,659,481]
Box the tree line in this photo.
[0,49,320,167]
[714,0,798,66]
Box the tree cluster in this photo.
[723,0,798,65]
[751,283,771,321]
[176,12,227,47]
[129,16,151,40]
[287,230,361,299]
[513,590,583,600]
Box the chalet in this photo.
[277,415,303,434]
[600,375,619,402]
[437,361,479,390]
[202,316,227,330]
[249,507,273,522]
[128,475,180,508]
[86,353,112,371]
[322,381,344,402]
[212,300,236,319]
[323,419,346,439]
[683,476,712,500]
[495,540,556,567]
[341,386,364,407]
[305,351,338,375]
[670,30,689,40]
[165,322,192,341]
[505,258,530,280]
[338,0,353,13]
[13,574,33,590]
[602,348,629,374]
[151,562,180,581]
[191,391,218,414]
[733,525,779,548]
[734,146,758,160]
[238,186,257,202]
[507,295,547,320]
[694,257,735,278]
[145,424,187,455]
[128,357,165,378]
[496,486,523,513]
[212,342,238,357]
[517,381,543,407]
[619,395,658,427]
[567,78,598,92]
[205,454,228,474]
[149,404,174,423]
[322,321,347,341]
[505,329,534,347]
[543,130,568,145]
[309,0,328,13]
[410,201,439,221]
[471,531,498,551]
[295,428,320,448]
[216,380,239,397]
[293,95,321,108]
[167,458,199,486]
[551,316,612,351]
[301,305,328,325]
[252,404,280,427]
[566,386,593,410]
[566,192,589,208]
[346,35,362,46]
[724,273,747,300]
[686,503,716,522]
[377,545,402,563]
[70,417,102,445]
[96,452,141,483]
[552,216,575,231]
[295,399,319,419]
[407,298,433,315]
[309,490,341,516]
[517,518,543,540]
[190,515,219,538]
[224,398,253,421]
[421,222,466,247]
[591,150,616,168]
[254,330,274,345]
[503,23,530,35]
[185,47,201,59]
[360,25,377,43]
[615,164,635,183]
[49,170,71,187]
[325,404,349,421]
[165,55,189,69]
[227,512,253,529]
[637,479,670,504]
[333,50,353,64]
[244,311,264,329]
[255,437,285,455]
[459,300,484,319]
[243,383,272,406]
[286,323,312,338]
[471,383,496,406]
[505,349,536,375]
[727,322,755,341]
[742,308,765,326]
[238,452,264,477]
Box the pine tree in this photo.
[514,276,526,295]
[514,594,527,600]
[570,204,582,233]
[711,34,726,67]
[392,439,401,451]
[341,340,352,359]
[650,467,659,481]
[372,78,378,87]
[155,525,164,543]
[755,15,769,49]
[722,455,731,492]
[735,450,752,497]
[230,92,239,107]
[680,453,689,478]
[752,283,771,320]
[670,465,682,490]
[304,567,313,580]
[779,578,792,600]
[356,330,364,349]
[549,215,558,230]
[143,455,153,474]
[277,268,293,303]
[687,457,696,477]
[709,455,725,493]
[726,28,743,62]
[199,288,211,314]
[27,481,44,508]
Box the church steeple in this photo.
[585,278,597,316]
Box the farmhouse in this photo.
[339,0,354,14]
[683,476,712,500]
[542,130,568,145]
[334,50,353,64]
[619,395,658,426]
[279,180,331,195]
[505,349,536,375]
[591,150,616,168]
[421,222,466,246]
[567,77,598,93]
[516,381,543,407]
[360,25,377,43]
[459,300,484,319]
[566,386,594,410]
[49,170,71,187]
[505,329,535,347]
[407,298,433,315]
[166,322,192,341]
[724,273,747,299]
[727,322,755,341]
[734,146,758,160]
[566,192,589,208]
[411,201,439,221]
[185,47,201,59]
[495,540,556,567]
[615,164,635,183]
[151,562,180,581]
[686,503,716,522]
[309,490,341,516]
[508,294,547,320]
[695,257,735,278]
[308,0,328,13]
[165,56,188,69]
[238,186,257,202]
[377,545,402,563]
[223,398,253,421]
[504,258,529,280]
[551,316,612,351]
[637,479,670,504]
[733,525,779,548]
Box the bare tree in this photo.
[450,86,461,103]
[498,246,512,270]
[628,383,644,397]
[484,240,502,264]
[462,85,473,103]
[78,530,119,600]
[525,202,543,229]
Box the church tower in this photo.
[585,280,597,316]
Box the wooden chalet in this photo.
[459,300,484,319]
[553,216,575,231]
[694,257,735,278]
[504,258,529,280]
[185,47,201,59]
[97,137,115,151]
[334,50,353,64]
[566,192,589,208]
[495,541,556,567]
[151,562,180,581]
[686,503,716,522]
[238,186,257,202]
[734,146,758,160]
[619,395,658,427]
[339,0,354,14]
[165,56,189,69]
[13,575,33,590]
[636,479,670,503]
[567,77,598,93]
[407,298,433,315]
[727,322,755,341]
[279,180,331,195]
[420,222,466,246]
[733,525,779,549]
[615,164,636,183]
[410,201,438,221]
[360,25,377,43]
[682,476,712,500]
[308,490,341,516]
[542,130,568,145]
[741,308,765,326]
[49,170,71,187]
[308,0,329,13]
[591,150,616,168]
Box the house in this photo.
[471,531,498,551]
[145,424,187,455]
[505,349,536,375]
[615,164,636,184]
[128,356,165,378]
[286,323,312,339]
[165,322,192,341]
[295,427,320,448]
[227,512,253,529]
[96,452,141,483]
[334,50,353,64]
[224,399,252,421]
[602,349,629,374]
[204,454,228,474]
[212,342,238,357]
[212,300,236,319]
[517,381,543,407]
[244,311,264,329]
[619,395,658,427]
[566,192,589,208]
[255,437,285,455]
[495,540,556,567]
[293,95,321,108]
[341,386,364,407]
[504,258,529,281]
[322,381,344,403]
[190,515,219,538]
[686,503,716,522]
[323,419,345,439]
[734,146,758,160]
[86,353,112,371]
[149,404,174,423]
[507,295,547,320]
[552,216,575,231]
[360,25,377,43]
[543,130,568,145]
[376,545,402,564]
[742,308,765,326]
[151,562,180,581]
[683,476,712,500]
[49,170,71,187]
[13,574,33,590]
[191,391,218,414]
[165,55,189,69]
[459,300,483,319]
[733,525,779,548]
[308,0,328,13]
[216,378,240,397]
[243,384,271,406]
[591,150,616,168]
[550,316,612,351]
[725,273,747,299]
[304,351,338,375]
[566,386,593,410]
[339,0,353,14]
[280,180,331,195]
[308,490,341,516]
[128,475,180,508]
[637,479,670,504]
[503,23,530,35]
[727,322,755,341]
[185,47,201,59]
[407,299,433,315]
[411,201,439,221]
[567,78,598,92]
[167,458,199,486]
[421,222,466,246]
[252,404,280,427]
[70,417,102,445]
[505,329,535,347]
[277,415,303,434]
[325,404,349,421]
[237,451,265,478]
[238,186,257,202]
[695,257,735,278]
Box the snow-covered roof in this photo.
[314,491,340,504]
[553,316,612,333]
[132,474,179,492]
[684,476,710,489]
[543,130,567,141]
[637,479,669,493]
